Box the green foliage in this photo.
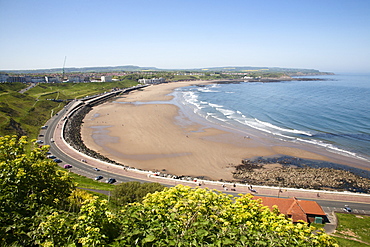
[0,135,75,245]
[111,181,166,206]
[73,197,120,246]
[116,185,338,246]
[29,207,77,246]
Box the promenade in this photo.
[52,117,370,205]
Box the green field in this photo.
[332,213,370,246]
[0,80,138,139]
[68,171,115,191]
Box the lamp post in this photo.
[277,177,285,198]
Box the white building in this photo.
[45,76,61,83]
[101,76,112,82]
[138,77,165,84]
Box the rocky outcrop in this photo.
[233,157,370,193]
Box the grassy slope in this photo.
[0,80,138,139]
[332,213,370,246]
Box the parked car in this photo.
[53,158,62,163]
[95,175,104,181]
[64,164,72,169]
[106,178,116,184]
[36,140,43,144]
[41,125,48,129]
[343,205,352,212]
[93,167,100,171]
[47,155,56,159]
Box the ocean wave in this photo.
[313,132,370,142]
[197,88,218,93]
[209,103,224,108]
[294,137,368,161]
[216,108,235,116]
[254,118,313,136]
[176,79,370,163]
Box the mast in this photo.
[62,56,67,81]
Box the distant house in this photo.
[45,76,61,83]
[101,76,112,82]
[138,77,165,84]
[0,73,9,82]
[68,76,82,83]
[7,76,26,83]
[253,196,327,224]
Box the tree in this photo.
[0,135,75,245]
[115,185,338,246]
[111,181,166,207]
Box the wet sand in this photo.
[81,81,368,181]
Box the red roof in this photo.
[253,196,326,223]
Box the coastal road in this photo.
[39,100,370,214]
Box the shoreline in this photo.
[81,81,370,181]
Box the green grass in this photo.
[0,80,138,138]
[0,82,27,94]
[334,237,370,247]
[332,213,370,246]
[68,171,115,191]
[26,80,138,100]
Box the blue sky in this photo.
[0,0,369,73]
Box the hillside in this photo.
[0,80,138,138]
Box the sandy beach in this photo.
[80,81,363,181]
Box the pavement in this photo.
[322,209,337,234]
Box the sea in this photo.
[172,74,370,166]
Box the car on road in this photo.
[94,167,100,171]
[95,175,104,181]
[106,178,116,184]
[53,158,62,163]
[343,205,352,212]
[64,164,72,169]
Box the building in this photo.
[45,76,61,83]
[68,76,82,83]
[0,73,9,82]
[138,77,165,84]
[253,196,327,224]
[7,76,26,83]
[101,76,112,82]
